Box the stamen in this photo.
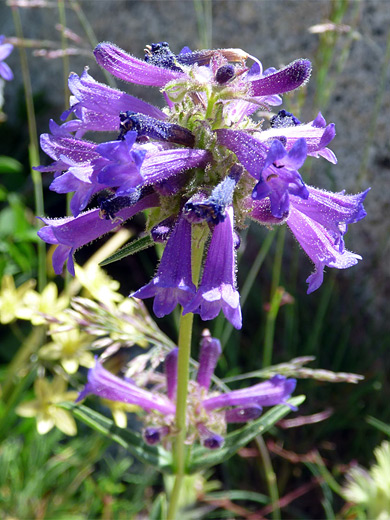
[144,41,184,72]
[270,109,301,128]
[99,190,142,220]
[151,216,176,243]
[184,164,243,224]
[118,111,195,147]
[215,64,235,84]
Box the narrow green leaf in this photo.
[366,415,390,437]
[99,234,154,266]
[188,395,305,473]
[150,492,167,520]
[206,490,269,505]
[60,402,173,473]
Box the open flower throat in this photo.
[37,41,368,329]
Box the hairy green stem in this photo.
[12,7,46,291]
[167,225,206,520]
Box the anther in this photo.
[118,111,195,147]
[215,64,235,84]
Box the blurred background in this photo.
[0,1,389,518]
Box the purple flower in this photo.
[252,138,309,219]
[183,207,242,329]
[61,69,166,137]
[132,215,196,317]
[250,187,369,292]
[203,375,296,411]
[248,59,311,97]
[38,192,160,276]
[258,111,337,163]
[77,333,296,448]
[95,131,146,194]
[0,35,13,81]
[94,42,186,87]
[77,359,175,415]
[37,39,368,325]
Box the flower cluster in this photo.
[37,41,368,329]
[77,331,296,449]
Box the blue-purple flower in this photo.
[36,40,368,327]
[132,215,196,317]
[0,35,13,81]
[77,332,296,449]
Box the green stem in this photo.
[256,435,281,520]
[167,225,206,520]
[12,7,46,291]
[167,312,194,520]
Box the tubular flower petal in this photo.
[38,192,160,275]
[94,42,186,86]
[183,207,242,329]
[132,215,196,317]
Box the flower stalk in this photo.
[168,225,206,520]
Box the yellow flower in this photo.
[101,399,140,428]
[75,264,122,304]
[17,281,69,325]
[16,376,78,436]
[0,275,36,324]
[343,441,390,519]
[39,328,95,374]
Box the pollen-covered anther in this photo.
[215,64,235,84]
[118,111,195,147]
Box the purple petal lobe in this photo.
[203,375,296,411]
[165,348,178,401]
[94,42,186,87]
[250,59,312,96]
[196,333,222,390]
[132,216,196,317]
[77,360,175,415]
